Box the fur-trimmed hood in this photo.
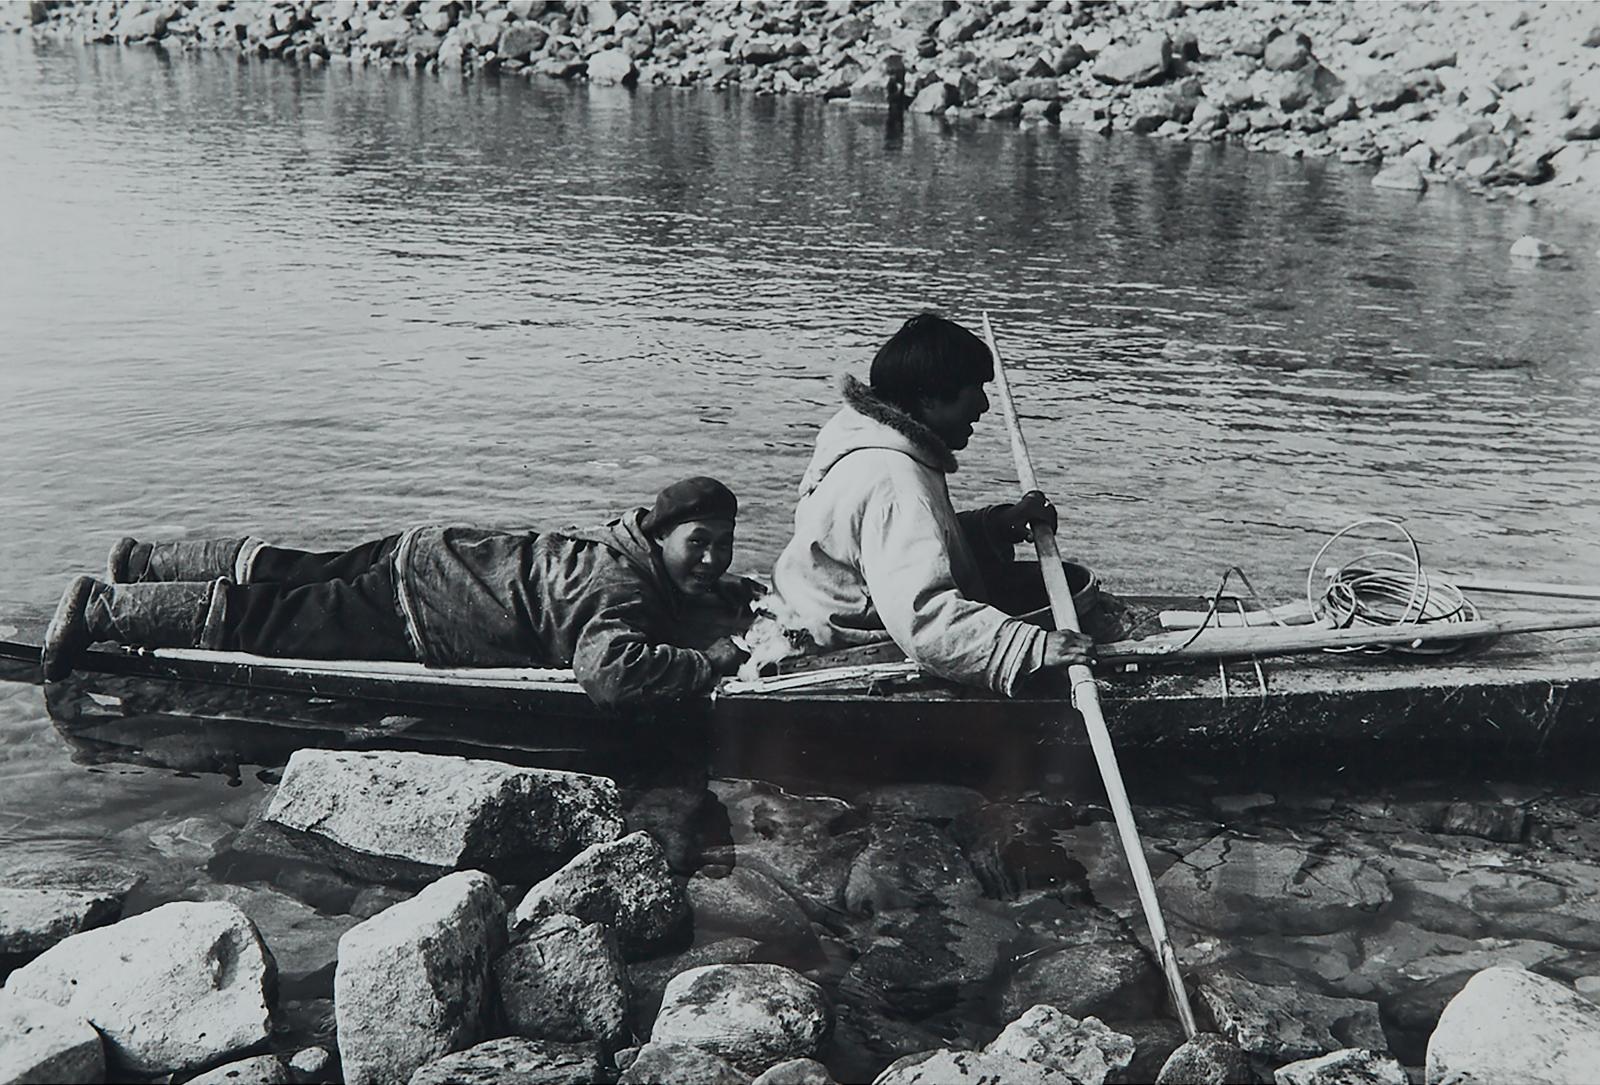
[796,376,958,497]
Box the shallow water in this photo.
[3,38,1600,1074]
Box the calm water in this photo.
[3,37,1600,1061]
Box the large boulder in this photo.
[753,1058,837,1084]
[1093,34,1171,87]
[497,24,548,60]
[873,1049,1075,1084]
[335,870,506,1085]
[628,936,763,1036]
[1426,966,1600,1084]
[408,1037,605,1085]
[5,901,273,1077]
[1199,970,1387,1063]
[651,963,831,1074]
[0,864,140,961]
[1263,30,1312,71]
[1156,1034,1254,1084]
[262,750,622,885]
[495,914,629,1052]
[617,1042,747,1085]
[1276,1048,1407,1085]
[0,992,104,1084]
[1157,836,1391,935]
[510,831,689,958]
[985,1005,1135,1085]
[587,49,637,86]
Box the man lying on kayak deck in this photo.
[42,477,757,710]
[757,312,1097,694]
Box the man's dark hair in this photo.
[869,313,994,412]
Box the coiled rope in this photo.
[1306,518,1478,655]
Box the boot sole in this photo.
[42,574,96,682]
[106,536,138,583]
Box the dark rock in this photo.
[496,915,629,1052]
[1155,1034,1253,1085]
[624,784,711,875]
[408,1037,604,1085]
[1357,73,1414,112]
[1010,77,1063,102]
[1433,802,1527,842]
[844,902,1019,1018]
[826,1002,947,1085]
[690,866,814,948]
[510,831,689,959]
[999,938,1163,1023]
[1108,1017,1188,1084]
[951,801,1090,901]
[1156,836,1391,936]
[1050,43,1088,75]
[497,23,546,60]
[1197,970,1386,1063]
[845,817,981,916]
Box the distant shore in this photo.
[10,1,1600,224]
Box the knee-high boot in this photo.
[42,576,229,681]
[106,536,265,584]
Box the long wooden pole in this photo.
[981,312,1199,1039]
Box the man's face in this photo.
[916,383,990,451]
[658,519,736,595]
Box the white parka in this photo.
[768,377,1046,695]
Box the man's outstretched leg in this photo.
[107,534,400,586]
[43,576,228,681]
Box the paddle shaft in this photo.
[981,313,1199,1039]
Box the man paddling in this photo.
[761,312,1093,693]
[43,477,756,709]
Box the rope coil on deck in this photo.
[1307,518,1479,655]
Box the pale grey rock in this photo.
[1263,30,1311,71]
[1156,1034,1254,1085]
[688,867,813,946]
[510,831,688,958]
[873,1049,1075,1084]
[0,992,104,1085]
[263,749,621,885]
[1427,967,1600,1085]
[407,1037,604,1085]
[287,1046,332,1082]
[985,1004,1134,1085]
[0,865,139,959]
[1373,161,1427,191]
[1199,971,1387,1063]
[909,81,957,114]
[495,914,628,1051]
[187,1054,293,1084]
[335,870,506,1085]
[652,963,830,1074]
[587,49,636,85]
[360,17,409,49]
[1157,836,1391,935]
[627,936,762,1036]
[1275,1048,1407,1085]
[618,1042,747,1085]
[752,1057,836,1085]
[5,901,273,1077]
[1511,235,1567,260]
[1093,34,1171,86]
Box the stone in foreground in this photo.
[1156,1034,1254,1085]
[752,1057,837,1084]
[187,1054,293,1084]
[5,901,273,1076]
[1276,1047,1406,1085]
[495,914,629,1051]
[985,1005,1135,1085]
[1156,836,1391,935]
[0,992,104,1085]
[408,1037,605,1085]
[651,963,831,1074]
[264,749,623,885]
[1427,966,1600,1085]
[617,1042,747,1085]
[335,870,506,1085]
[1200,971,1386,1062]
[873,1048,1075,1084]
[510,831,688,958]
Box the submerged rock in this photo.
[263,749,623,885]
[510,831,689,958]
[688,866,815,948]
[844,816,983,915]
[846,902,1021,1019]
[495,914,629,1052]
[0,992,104,1085]
[1427,966,1600,1084]
[1156,1034,1254,1085]
[1157,836,1391,935]
[1511,235,1568,260]
[1275,1047,1407,1085]
[335,870,506,1085]
[5,901,273,1077]
[1198,970,1387,1062]
[998,937,1164,1023]
[651,963,831,1074]
[407,1036,605,1085]
[985,1004,1135,1085]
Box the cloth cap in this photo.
[641,476,738,536]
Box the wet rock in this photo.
[617,1042,747,1085]
[115,8,170,41]
[846,902,1020,1018]
[510,831,689,959]
[0,992,104,1085]
[986,1004,1135,1085]
[689,866,814,947]
[497,24,547,61]
[999,938,1163,1023]
[0,864,140,961]
[1094,34,1172,87]
[752,1057,836,1084]
[951,801,1089,900]
[1198,970,1387,1062]
[288,1045,332,1082]
[651,963,830,1074]
[1428,966,1600,1084]
[5,901,272,1077]
[708,781,864,913]
[845,817,981,916]
[909,81,958,114]
[1263,30,1311,72]
[875,1049,1074,1084]
[263,750,622,886]
[588,49,636,86]
[1511,235,1567,261]
[335,870,506,1085]
[624,784,710,874]
[1156,1034,1253,1085]
[191,883,359,985]
[1274,1048,1406,1085]
[848,65,906,110]
[495,914,628,1052]
[1110,1017,1189,1084]
[188,1054,293,1084]
[628,937,763,1036]
[1384,937,1568,1032]
[1373,161,1427,191]
[1156,836,1391,935]
[827,1002,947,1084]
[408,1037,605,1085]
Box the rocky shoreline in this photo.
[9,747,1600,1083]
[8,0,1600,226]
